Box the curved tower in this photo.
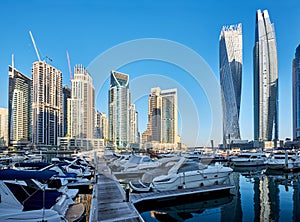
[254,9,278,141]
[220,24,242,145]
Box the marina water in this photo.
[137,167,300,221]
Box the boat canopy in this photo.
[0,169,58,181]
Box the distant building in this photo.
[293,45,300,140]
[129,104,139,144]
[254,9,278,142]
[0,108,8,147]
[95,111,108,141]
[58,137,105,150]
[8,56,32,148]
[108,71,130,148]
[142,87,180,146]
[219,24,242,146]
[62,85,71,137]
[32,61,63,147]
[68,65,95,139]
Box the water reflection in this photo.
[138,167,300,221]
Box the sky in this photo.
[0,0,299,146]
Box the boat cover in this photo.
[0,169,58,181]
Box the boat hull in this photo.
[152,168,232,192]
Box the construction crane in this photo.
[66,50,73,81]
[29,31,41,62]
[29,31,53,63]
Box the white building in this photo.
[32,61,63,147]
[0,108,8,147]
[129,104,139,144]
[68,65,95,139]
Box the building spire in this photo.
[11,54,14,69]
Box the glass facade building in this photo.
[8,58,32,148]
[108,71,130,148]
[293,45,300,140]
[219,24,242,145]
[254,9,278,141]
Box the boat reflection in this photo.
[139,194,233,222]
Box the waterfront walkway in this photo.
[91,157,143,222]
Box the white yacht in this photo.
[231,152,267,167]
[113,155,161,181]
[266,151,300,171]
[130,157,233,192]
[0,169,69,222]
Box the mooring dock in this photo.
[90,157,144,222]
[130,184,235,204]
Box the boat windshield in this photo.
[128,156,142,164]
[177,161,207,173]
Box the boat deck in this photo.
[130,184,235,204]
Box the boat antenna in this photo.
[66,50,73,82]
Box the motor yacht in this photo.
[130,157,233,192]
[231,152,267,167]
[266,151,300,171]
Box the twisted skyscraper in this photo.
[220,24,242,145]
[254,9,278,141]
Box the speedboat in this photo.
[231,152,267,167]
[130,157,233,192]
[266,151,300,171]
[0,169,70,221]
[113,155,160,181]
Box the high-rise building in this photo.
[0,108,8,147]
[161,88,178,143]
[129,104,139,144]
[68,65,95,139]
[293,45,300,140]
[108,71,130,148]
[62,85,71,137]
[142,87,179,144]
[219,24,242,145]
[32,61,63,147]
[8,56,32,148]
[254,9,278,141]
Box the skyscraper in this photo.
[293,45,300,140]
[254,9,278,141]
[62,85,71,137]
[142,87,179,144]
[32,61,63,147]
[219,24,242,145]
[108,71,130,148]
[8,56,32,148]
[95,111,108,139]
[0,108,8,147]
[68,65,95,139]
[161,88,178,144]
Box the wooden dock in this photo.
[130,184,235,204]
[89,157,144,222]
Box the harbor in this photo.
[1,148,300,221]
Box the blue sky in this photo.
[0,0,299,146]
